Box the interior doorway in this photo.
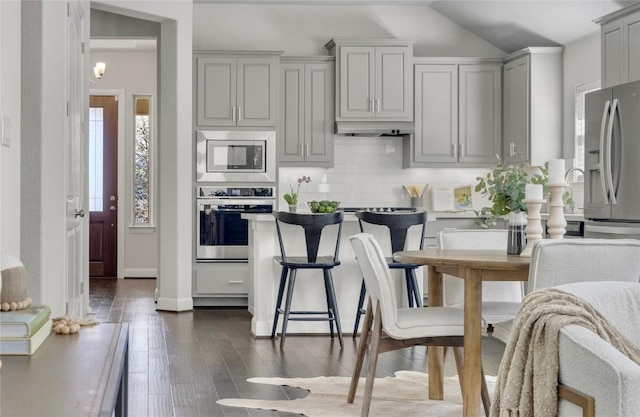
[89,95,118,277]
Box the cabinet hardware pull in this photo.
[299,143,304,157]
[228,280,244,284]
[452,143,457,158]
[376,98,380,113]
[305,143,309,157]
[232,106,236,122]
[510,142,516,157]
[238,106,242,121]
[459,143,464,159]
[370,98,375,112]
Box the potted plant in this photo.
[283,176,311,212]
[474,158,546,254]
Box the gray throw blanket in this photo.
[490,288,640,417]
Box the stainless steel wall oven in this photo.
[196,186,275,261]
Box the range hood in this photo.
[334,121,414,136]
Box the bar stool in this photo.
[271,211,344,349]
[352,210,427,337]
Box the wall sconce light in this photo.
[90,62,106,84]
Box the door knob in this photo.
[110,206,117,211]
[110,195,117,201]
[74,209,85,218]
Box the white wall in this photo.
[89,49,158,277]
[561,33,601,158]
[192,3,506,58]
[1,0,21,257]
[279,137,489,212]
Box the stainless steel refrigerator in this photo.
[584,79,640,239]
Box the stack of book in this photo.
[0,305,52,355]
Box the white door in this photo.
[65,1,87,317]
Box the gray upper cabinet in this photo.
[596,4,640,88]
[325,39,413,121]
[195,53,280,127]
[502,47,563,166]
[404,59,501,167]
[278,58,335,166]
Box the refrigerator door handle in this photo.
[606,99,619,205]
[599,100,611,204]
[585,223,640,235]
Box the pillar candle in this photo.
[548,159,565,184]
[525,183,543,200]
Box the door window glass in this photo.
[134,96,151,224]
[89,107,104,212]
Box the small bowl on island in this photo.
[308,200,340,213]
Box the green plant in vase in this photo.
[474,158,547,228]
[283,176,311,212]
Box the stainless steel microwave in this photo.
[196,130,276,182]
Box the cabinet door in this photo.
[338,46,375,118]
[413,64,458,164]
[459,64,501,164]
[237,57,277,126]
[196,57,237,127]
[502,56,530,162]
[376,46,413,119]
[279,63,305,162]
[602,20,624,88]
[624,11,640,83]
[305,63,334,163]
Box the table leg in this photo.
[463,268,482,417]
[427,265,444,400]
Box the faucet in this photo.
[564,167,585,183]
[563,168,585,214]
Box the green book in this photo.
[0,319,52,355]
[0,305,51,338]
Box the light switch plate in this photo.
[1,114,11,147]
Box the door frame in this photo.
[89,89,125,279]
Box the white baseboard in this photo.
[123,268,157,278]
[156,296,193,312]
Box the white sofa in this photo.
[556,281,640,417]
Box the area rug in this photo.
[218,371,496,417]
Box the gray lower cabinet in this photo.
[404,59,502,168]
[195,53,280,127]
[278,57,334,166]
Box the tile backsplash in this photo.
[278,136,491,211]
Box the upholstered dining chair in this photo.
[348,233,490,417]
[271,211,345,349]
[492,238,640,344]
[436,229,524,333]
[352,210,427,337]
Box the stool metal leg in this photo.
[280,268,297,349]
[409,269,423,307]
[405,269,415,307]
[324,268,344,349]
[322,270,335,338]
[271,266,289,339]
[353,280,366,338]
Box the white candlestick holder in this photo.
[547,183,569,239]
[521,198,546,258]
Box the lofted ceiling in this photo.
[193,0,636,53]
[427,0,636,54]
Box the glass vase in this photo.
[507,211,527,255]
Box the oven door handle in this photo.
[198,199,275,206]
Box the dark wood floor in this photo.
[89,277,506,417]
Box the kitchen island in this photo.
[242,212,425,337]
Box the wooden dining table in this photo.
[393,248,530,417]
